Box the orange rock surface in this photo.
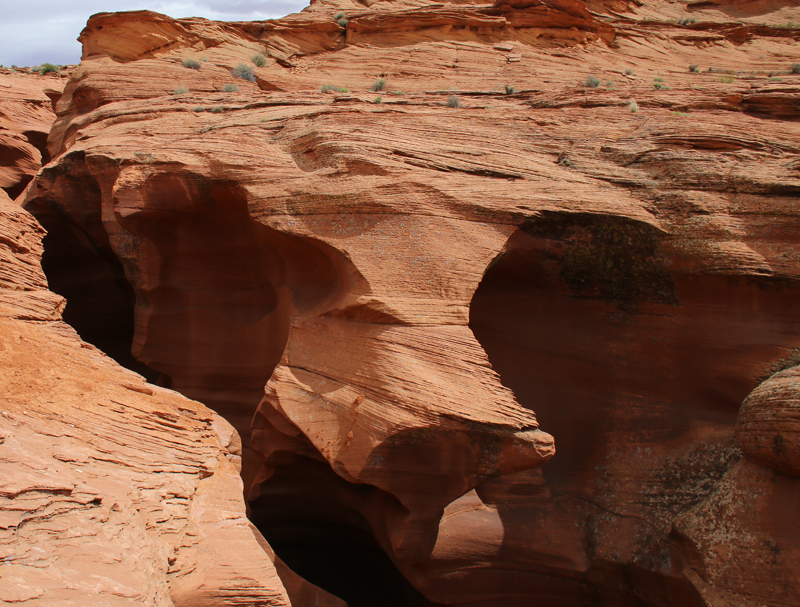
[0,190,300,605]
[0,71,65,200]
[6,0,800,605]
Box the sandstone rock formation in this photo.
[0,71,65,200]
[0,188,296,605]
[8,0,800,605]
[0,123,343,605]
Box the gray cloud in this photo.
[0,0,308,67]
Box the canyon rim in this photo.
[1,0,800,605]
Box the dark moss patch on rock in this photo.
[522,212,678,310]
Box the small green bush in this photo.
[337,17,348,28]
[689,64,699,72]
[39,63,60,75]
[371,78,386,91]
[231,63,255,81]
[222,83,239,92]
[393,90,405,95]
[320,84,349,93]
[447,94,461,108]
[678,17,696,26]
[718,74,734,83]
[334,12,345,19]
[792,63,800,74]
[374,96,382,103]
[584,75,601,88]
[505,84,515,94]
[628,99,639,113]
[173,86,190,95]
[210,106,224,113]
[654,77,665,82]
[182,58,201,70]
[653,82,669,90]
[252,53,266,67]
[194,106,206,112]
[625,68,634,75]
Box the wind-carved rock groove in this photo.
[25,156,359,492]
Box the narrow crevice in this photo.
[249,455,446,607]
[24,163,436,607]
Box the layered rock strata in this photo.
[0,71,64,199]
[14,0,800,605]
[1,172,342,604]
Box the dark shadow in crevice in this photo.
[250,455,446,607]
[38,216,161,383]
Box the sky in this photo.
[0,0,310,67]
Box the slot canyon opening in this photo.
[467,212,800,605]
[25,164,441,607]
[250,455,444,607]
[1,128,53,201]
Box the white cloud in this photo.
[0,0,308,67]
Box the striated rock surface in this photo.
[0,71,65,200]
[11,0,800,605]
[0,185,342,604]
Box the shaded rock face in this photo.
[0,189,296,606]
[11,0,800,605]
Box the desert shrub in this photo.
[182,58,201,70]
[334,12,345,19]
[718,74,734,83]
[337,17,348,28]
[689,64,699,72]
[791,63,800,74]
[374,96,382,103]
[210,106,224,113]
[584,75,600,88]
[371,78,386,91]
[606,81,615,88]
[222,83,239,92]
[251,53,266,67]
[628,99,639,113]
[173,86,189,94]
[39,63,60,75]
[194,106,206,112]
[320,84,349,93]
[231,63,255,81]
[393,90,405,95]
[505,84,515,94]
[447,94,461,108]
[652,77,670,90]
[625,68,634,75]
[678,17,696,26]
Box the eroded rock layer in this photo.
[0,71,64,200]
[0,188,297,605]
[13,0,800,605]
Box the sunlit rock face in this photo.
[12,0,800,605]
